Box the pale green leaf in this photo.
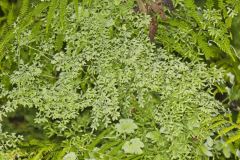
[122,138,144,155]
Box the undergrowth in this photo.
[0,0,228,159]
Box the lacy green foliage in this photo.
[159,0,239,61]
[0,0,75,58]
[156,0,240,102]
[0,0,48,61]
[0,0,32,38]
[0,132,23,151]
[0,0,18,34]
[0,0,225,159]
[155,1,240,157]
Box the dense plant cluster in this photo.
[0,0,240,159]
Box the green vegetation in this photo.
[0,0,240,159]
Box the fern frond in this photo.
[54,33,64,51]
[217,0,224,9]
[29,144,55,160]
[53,147,69,160]
[0,23,8,39]
[19,0,29,18]
[184,0,196,10]
[226,132,240,144]
[0,2,49,60]
[184,0,202,27]
[0,17,6,24]
[46,0,59,33]
[0,0,10,15]
[197,35,216,59]
[87,128,111,150]
[6,4,15,26]
[211,120,229,130]
[157,31,199,61]
[82,0,93,7]
[73,0,79,19]
[98,141,121,154]
[59,0,68,29]
[205,0,214,9]
[225,17,233,28]
[29,21,42,40]
[215,37,236,61]
[216,125,237,139]
[108,142,124,156]
[0,3,16,38]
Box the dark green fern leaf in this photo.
[46,0,59,33]
[0,2,49,60]
[73,0,79,19]
[54,33,65,51]
[59,0,68,30]
[197,35,217,59]
[98,141,121,154]
[205,0,214,9]
[6,4,15,26]
[184,0,202,27]
[19,0,30,18]
[217,0,224,9]
[87,128,111,150]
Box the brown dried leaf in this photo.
[149,16,158,42]
[149,1,166,20]
[136,0,148,13]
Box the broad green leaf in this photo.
[222,146,231,158]
[63,152,77,160]
[122,138,144,155]
[200,145,213,157]
[226,132,240,144]
[146,131,160,143]
[115,119,138,134]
